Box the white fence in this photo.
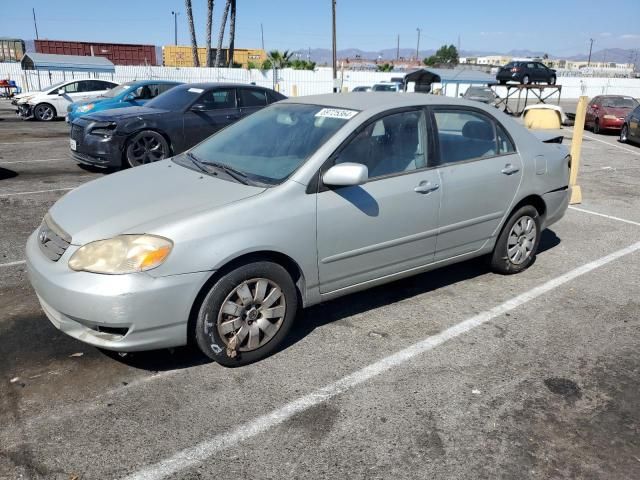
[1,62,639,99]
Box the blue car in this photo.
[66,80,182,123]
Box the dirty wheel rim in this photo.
[507,215,537,265]
[35,105,54,121]
[127,133,167,166]
[620,125,628,143]
[523,75,530,84]
[216,278,286,352]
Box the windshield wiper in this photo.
[186,152,209,174]
[206,161,251,185]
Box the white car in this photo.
[16,79,118,121]
[372,81,404,92]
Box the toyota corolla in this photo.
[27,93,571,366]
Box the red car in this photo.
[585,95,639,134]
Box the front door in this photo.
[431,108,522,260]
[317,109,441,294]
[182,87,239,150]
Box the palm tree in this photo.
[215,0,231,67]
[205,0,215,67]
[267,50,293,69]
[227,0,236,67]
[184,0,199,67]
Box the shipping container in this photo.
[0,38,26,63]
[162,45,265,68]
[35,40,157,66]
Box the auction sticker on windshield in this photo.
[188,88,204,94]
[315,108,358,120]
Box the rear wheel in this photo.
[620,124,629,143]
[548,76,556,85]
[33,103,56,121]
[499,80,507,85]
[522,75,531,85]
[195,261,298,367]
[125,130,170,168]
[490,205,541,275]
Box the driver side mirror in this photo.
[57,89,65,96]
[190,103,207,112]
[323,163,368,187]
[123,92,136,102]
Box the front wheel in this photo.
[34,103,56,121]
[620,124,629,143]
[548,76,556,85]
[522,75,531,85]
[125,130,170,168]
[490,205,541,275]
[195,261,298,367]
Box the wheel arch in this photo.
[186,250,307,345]
[509,194,547,223]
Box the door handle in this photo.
[501,164,520,175]
[414,181,440,194]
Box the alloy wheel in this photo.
[620,125,628,143]
[126,132,168,167]
[34,104,54,121]
[216,278,286,352]
[507,215,537,265]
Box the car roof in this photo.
[282,92,487,111]
[128,79,182,85]
[180,82,270,90]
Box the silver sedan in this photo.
[26,93,571,366]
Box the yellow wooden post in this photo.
[292,84,298,97]
[569,96,588,204]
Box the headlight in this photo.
[89,122,117,138]
[68,235,173,274]
[603,115,617,120]
[77,103,95,113]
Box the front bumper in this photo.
[16,104,33,119]
[26,230,210,352]
[70,124,126,168]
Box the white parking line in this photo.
[0,140,63,145]
[123,240,640,480]
[569,206,640,227]
[0,260,26,268]
[0,187,74,197]
[0,158,67,165]
[566,127,640,156]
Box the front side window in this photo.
[434,110,497,164]
[188,103,353,184]
[335,110,427,179]
[63,82,81,93]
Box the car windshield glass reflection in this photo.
[601,97,638,108]
[189,104,354,185]
[101,82,135,98]
[145,85,204,111]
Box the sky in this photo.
[1,0,639,56]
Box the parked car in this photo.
[620,104,640,144]
[585,95,639,134]
[352,86,371,92]
[16,79,119,121]
[27,93,570,366]
[69,83,286,169]
[496,61,556,85]
[66,80,182,123]
[461,86,499,105]
[372,82,403,92]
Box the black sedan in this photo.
[70,83,286,168]
[496,61,556,85]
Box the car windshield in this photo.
[372,84,397,91]
[187,103,355,185]
[601,97,638,108]
[145,85,204,110]
[100,82,135,98]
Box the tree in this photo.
[376,63,394,72]
[215,0,231,67]
[184,0,200,67]
[227,0,236,67]
[422,44,458,67]
[205,0,214,67]
[267,50,294,69]
[290,59,317,70]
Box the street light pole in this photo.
[171,11,179,46]
[416,28,421,62]
[332,0,337,92]
[588,38,594,67]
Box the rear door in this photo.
[238,87,268,118]
[431,107,522,260]
[182,87,239,148]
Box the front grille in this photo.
[70,124,84,142]
[38,214,71,262]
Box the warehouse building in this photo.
[162,45,266,68]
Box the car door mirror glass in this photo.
[57,89,65,96]
[323,163,368,187]
[123,93,136,102]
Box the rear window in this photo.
[601,97,639,108]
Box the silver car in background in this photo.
[26,93,571,366]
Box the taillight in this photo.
[511,67,520,73]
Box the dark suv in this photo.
[496,61,556,85]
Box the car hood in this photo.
[83,106,168,122]
[72,97,114,108]
[602,106,634,117]
[49,159,266,245]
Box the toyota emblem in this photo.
[39,229,49,244]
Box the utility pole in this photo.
[261,23,265,51]
[32,8,39,40]
[171,11,179,46]
[416,28,421,62]
[588,38,594,66]
[457,34,460,53]
[396,34,400,61]
[332,0,337,92]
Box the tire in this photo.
[125,130,170,168]
[620,124,629,144]
[499,80,507,85]
[33,103,56,121]
[490,205,541,275]
[195,261,298,367]
[522,75,531,85]
[593,119,601,134]
[548,76,556,85]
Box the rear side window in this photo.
[239,89,267,107]
[497,125,516,154]
[433,110,497,165]
[195,88,237,110]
